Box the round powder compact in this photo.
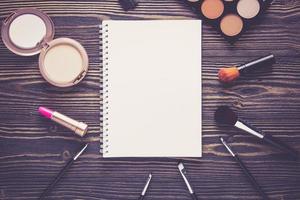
[1,8,89,87]
[220,14,244,37]
[201,0,224,20]
[237,0,261,19]
[9,14,47,49]
[39,38,88,87]
[1,8,54,56]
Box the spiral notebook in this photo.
[100,20,202,157]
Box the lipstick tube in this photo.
[39,107,88,137]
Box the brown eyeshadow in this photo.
[201,0,224,19]
[220,14,244,37]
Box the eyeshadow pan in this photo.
[220,14,243,37]
[237,0,260,19]
[201,0,224,19]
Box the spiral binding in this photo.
[100,22,109,155]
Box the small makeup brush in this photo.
[38,144,88,199]
[138,173,152,200]
[178,162,199,200]
[218,54,275,83]
[214,106,298,160]
[220,137,269,200]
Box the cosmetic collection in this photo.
[185,0,272,41]
[1,2,298,200]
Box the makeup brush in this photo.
[138,173,152,200]
[215,106,298,160]
[220,137,269,200]
[38,144,88,200]
[178,162,199,200]
[218,54,275,83]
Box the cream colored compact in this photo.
[1,8,88,87]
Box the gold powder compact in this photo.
[1,8,88,87]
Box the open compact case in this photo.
[184,0,272,42]
[1,8,89,87]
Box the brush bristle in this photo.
[214,106,238,125]
[218,67,240,83]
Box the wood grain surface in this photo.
[0,0,300,199]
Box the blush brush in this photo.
[215,106,298,160]
[218,54,275,83]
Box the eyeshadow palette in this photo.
[185,0,272,42]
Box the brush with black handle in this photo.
[215,106,298,160]
[38,144,88,200]
[220,137,269,200]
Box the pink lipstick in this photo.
[39,106,88,137]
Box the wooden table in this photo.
[0,0,299,199]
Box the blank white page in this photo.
[102,20,202,157]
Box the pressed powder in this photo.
[9,14,46,49]
[220,14,243,36]
[237,0,260,19]
[1,8,89,87]
[43,44,84,84]
[201,0,224,19]
[39,38,88,87]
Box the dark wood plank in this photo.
[0,0,300,199]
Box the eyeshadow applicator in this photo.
[178,162,199,200]
[218,54,275,83]
[138,173,152,200]
[215,106,298,160]
[38,144,88,200]
[220,137,269,200]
